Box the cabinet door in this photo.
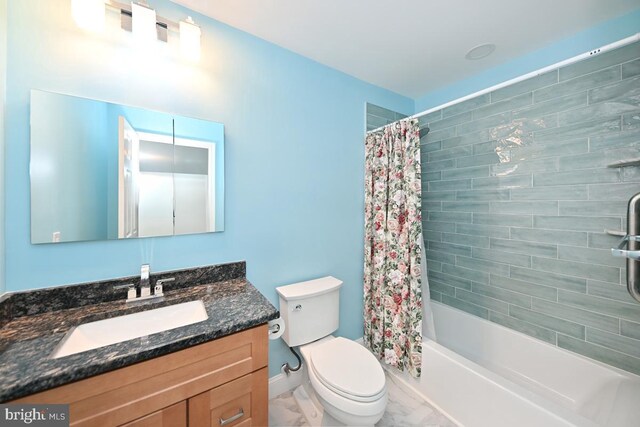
[188,368,267,427]
[120,401,186,427]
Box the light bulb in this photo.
[180,16,201,62]
[71,0,105,32]
[132,2,157,43]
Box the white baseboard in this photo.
[269,367,304,399]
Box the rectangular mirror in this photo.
[30,90,224,244]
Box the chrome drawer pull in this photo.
[219,408,244,426]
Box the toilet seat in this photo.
[309,337,386,403]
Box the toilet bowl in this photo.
[276,276,388,426]
[298,336,387,426]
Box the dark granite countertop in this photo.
[0,262,279,402]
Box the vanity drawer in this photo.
[188,368,267,427]
[12,325,268,427]
[120,401,186,427]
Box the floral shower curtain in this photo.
[363,118,423,378]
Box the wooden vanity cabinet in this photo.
[12,325,269,427]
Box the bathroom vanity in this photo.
[0,262,278,427]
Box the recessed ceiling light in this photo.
[465,43,496,60]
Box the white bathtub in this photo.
[385,302,640,427]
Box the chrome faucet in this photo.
[140,264,151,298]
[114,265,172,303]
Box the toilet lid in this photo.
[309,337,386,398]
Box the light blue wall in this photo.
[415,8,640,112]
[4,0,412,375]
[0,0,6,295]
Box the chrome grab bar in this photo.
[612,192,640,303]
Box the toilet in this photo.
[276,276,387,426]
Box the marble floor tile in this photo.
[269,372,455,427]
[269,390,310,427]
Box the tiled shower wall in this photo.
[419,41,640,375]
[366,103,407,132]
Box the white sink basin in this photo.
[52,300,209,359]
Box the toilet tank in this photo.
[276,276,343,347]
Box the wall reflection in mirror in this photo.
[30,90,224,244]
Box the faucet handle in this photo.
[154,277,174,297]
[114,284,137,301]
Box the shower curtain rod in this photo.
[367,32,640,134]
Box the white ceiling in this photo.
[170,0,640,99]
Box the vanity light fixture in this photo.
[179,16,202,61]
[70,0,202,60]
[71,0,106,32]
[131,1,158,43]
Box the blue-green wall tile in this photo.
[473,282,532,308]
[511,185,588,200]
[456,223,510,238]
[456,256,510,276]
[419,40,640,375]
[516,92,587,119]
[473,93,532,120]
[457,112,511,136]
[559,41,640,81]
[473,213,533,227]
[472,174,532,190]
[587,280,635,303]
[491,70,558,102]
[558,201,627,216]
[510,266,587,292]
[532,298,620,333]
[429,240,473,257]
[489,201,558,215]
[589,75,640,105]
[490,274,558,301]
[442,232,491,248]
[442,165,491,180]
[536,66,621,102]
[472,247,531,268]
[558,245,625,268]
[456,288,509,314]
[442,263,490,284]
[586,328,640,359]
[533,257,620,282]
[442,201,491,212]
[510,305,584,339]
[558,290,640,322]
[428,270,472,291]
[430,280,457,297]
[533,215,621,232]
[490,238,558,258]
[589,183,640,200]
[489,311,556,344]
[534,117,621,142]
[622,58,640,79]
[557,334,640,375]
[440,294,490,319]
[621,319,640,340]
[442,94,490,118]
[589,129,640,151]
[429,179,472,192]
